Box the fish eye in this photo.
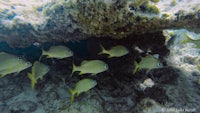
[157,63,162,66]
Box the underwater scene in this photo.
[0,0,200,113]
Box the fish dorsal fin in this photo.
[81,60,88,65]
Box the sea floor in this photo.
[0,61,199,113]
[0,33,200,113]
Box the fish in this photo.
[69,78,97,102]
[182,33,200,48]
[98,44,129,58]
[198,78,200,85]
[0,52,24,71]
[0,60,32,77]
[71,60,108,76]
[28,61,50,89]
[133,54,162,74]
[39,45,73,60]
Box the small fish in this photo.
[0,52,24,71]
[133,54,162,74]
[69,78,97,102]
[0,60,32,77]
[71,60,108,76]
[182,33,200,48]
[40,45,73,60]
[28,61,49,89]
[98,44,129,58]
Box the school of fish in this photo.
[0,44,165,102]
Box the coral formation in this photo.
[163,29,200,76]
[0,0,200,47]
[72,0,162,38]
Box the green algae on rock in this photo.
[0,0,200,47]
[71,0,162,38]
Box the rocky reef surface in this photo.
[0,0,200,47]
[0,0,200,113]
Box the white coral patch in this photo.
[164,29,200,75]
[155,0,200,19]
[0,0,71,30]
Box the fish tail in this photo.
[71,63,77,77]
[98,44,107,55]
[69,88,76,102]
[38,55,43,62]
[28,73,37,89]
[133,61,139,75]
[39,49,45,61]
